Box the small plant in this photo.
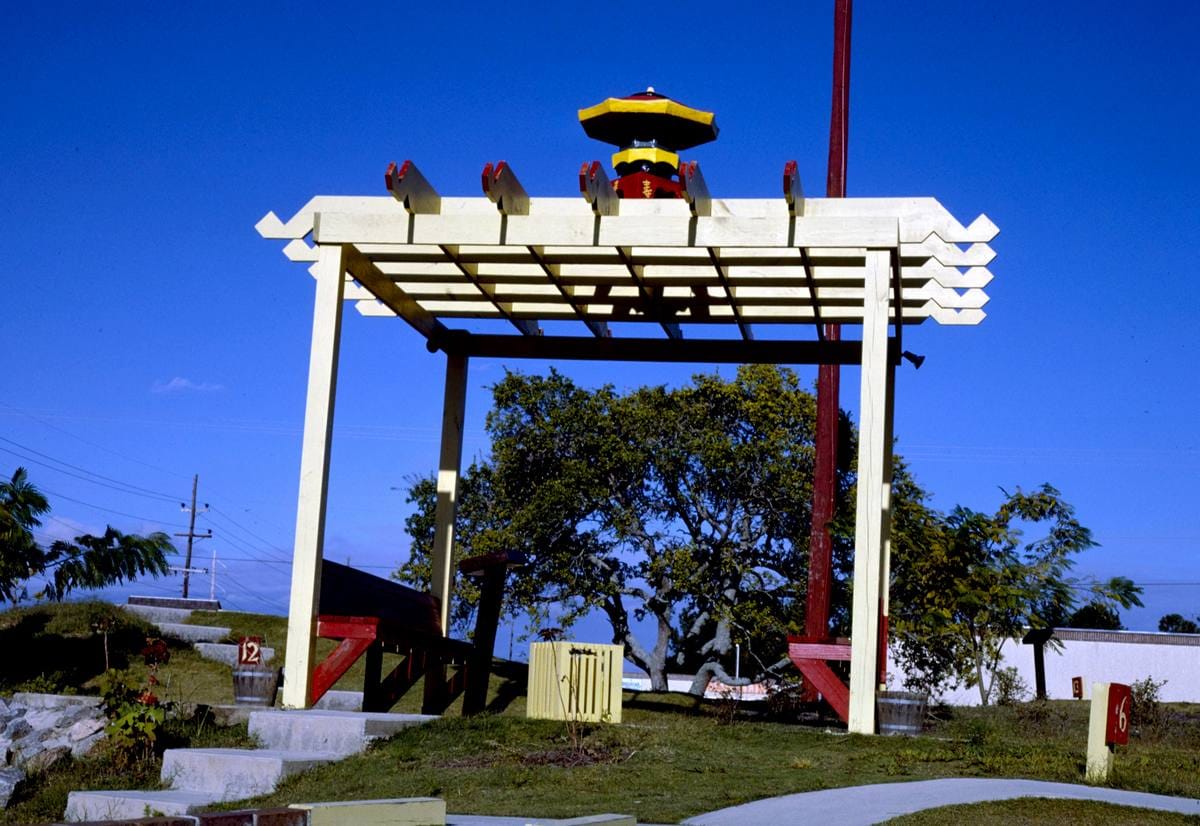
[992,666,1030,706]
[708,684,740,726]
[97,639,173,767]
[764,677,806,721]
[1130,675,1167,735]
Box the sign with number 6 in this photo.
[1106,682,1131,746]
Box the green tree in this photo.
[889,485,1143,703]
[398,365,860,692]
[1158,613,1199,634]
[1063,600,1124,630]
[0,467,174,603]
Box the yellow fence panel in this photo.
[527,641,623,724]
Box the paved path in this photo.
[681,778,1200,825]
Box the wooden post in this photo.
[282,244,345,709]
[879,359,895,688]
[847,248,891,734]
[430,354,469,634]
[1086,682,1114,782]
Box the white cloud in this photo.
[151,377,225,394]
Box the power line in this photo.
[0,402,191,481]
[34,485,191,530]
[0,442,180,504]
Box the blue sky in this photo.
[2,2,1198,645]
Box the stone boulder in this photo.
[0,692,108,805]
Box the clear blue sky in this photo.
[2,2,1198,642]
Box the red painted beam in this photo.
[791,659,850,723]
[310,636,374,706]
[805,0,853,650]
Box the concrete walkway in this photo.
[681,778,1200,825]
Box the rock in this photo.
[0,698,9,718]
[2,719,30,741]
[10,692,101,710]
[68,716,105,741]
[70,730,105,758]
[19,743,69,773]
[0,766,24,808]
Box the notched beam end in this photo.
[385,160,442,214]
[784,160,805,216]
[483,161,529,215]
[579,161,618,216]
[679,161,711,217]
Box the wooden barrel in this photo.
[232,665,280,706]
[876,691,927,735]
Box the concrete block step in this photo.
[64,788,219,820]
[194,642,275,667]
[249,709,436,758]
[129,595,221,611]
[161,748,335,800]
[156,622,231,643]
[123,604,194,625]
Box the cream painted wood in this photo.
[1086,683,1115,782]
[282,244,346,709]
[848,250,892,734]
[880,360,897,687]
[430,354,469,634]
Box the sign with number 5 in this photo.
[1106,682,1131,746]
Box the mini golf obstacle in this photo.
[258,89,996,734]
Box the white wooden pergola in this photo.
[257,170,996,734]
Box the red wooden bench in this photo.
[311,552,522,715]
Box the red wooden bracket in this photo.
[788,639,852,661]
[791,658,849,723]
[311,636,374,706]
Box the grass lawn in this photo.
[884,797,1200,824]
[220,694,1200,824]
[4,602,1199,825]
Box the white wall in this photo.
[889,629,1200,704]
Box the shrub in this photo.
[1130,676,1167,735]
[992,666,1030,706]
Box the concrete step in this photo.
[161,747,335,800]
[272,689,364,712]
[157,622,231,643]
[123,604,193,625]
[249,709,437,758]
[64,788,219,820]
[129,595,221,611]
[195,642,275,667]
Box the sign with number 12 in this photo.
[238,635,263,666]
[1106,682,1131,746]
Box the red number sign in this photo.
[238,635,263,666]
[1071,676,1083,699]
[1106,682,1131,746]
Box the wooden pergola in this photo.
[257,166,996,734]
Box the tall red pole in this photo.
[805,0,852,643]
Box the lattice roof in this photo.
[258,179,995,360]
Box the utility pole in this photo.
[176,474,212,599]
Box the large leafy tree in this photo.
[0,467,174,603]
[889,485,1143,703]
[398,365,859,691]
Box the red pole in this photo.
[805,0,852,644]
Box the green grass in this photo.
[215,695,1200,824]
[5,602,1200,824]
[884,797,1200,824]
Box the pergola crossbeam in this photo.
[439,244,540,336]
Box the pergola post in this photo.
[282,243,345,709]
[430,353,469,633]
[847,248,892,734]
